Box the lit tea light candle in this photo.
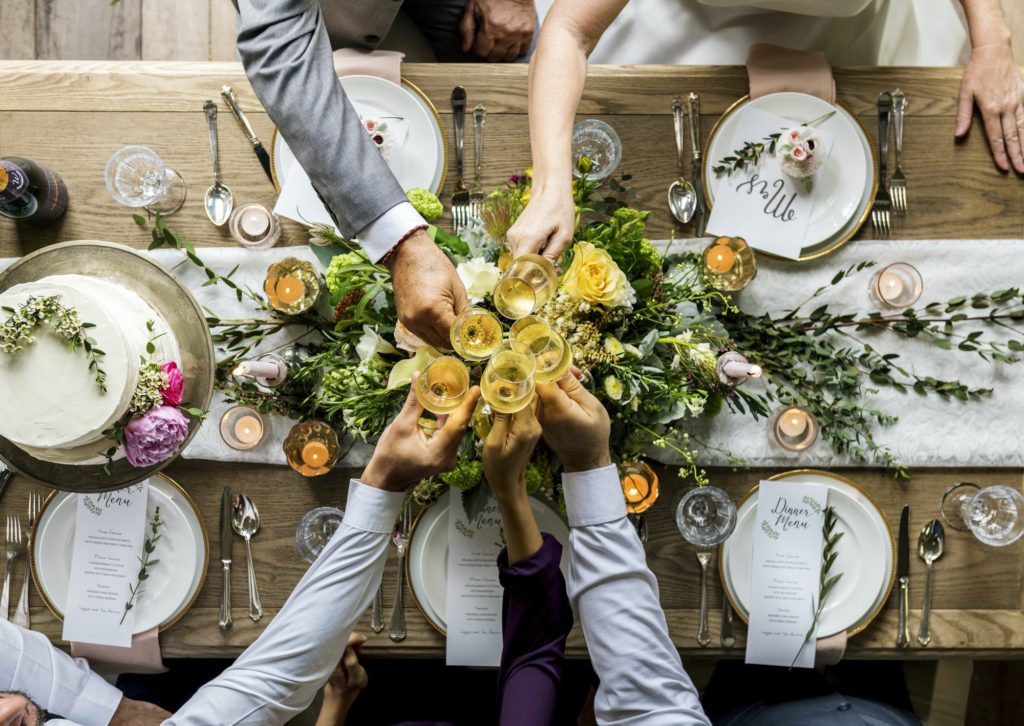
[623,473,650,503]
[275,276,305,305]
[302,441,329,467]
[241,207,270,238]
[771,405,819,451]
[870,262,923,309]
[619,460,660,514]
[284,421,339,477]
[878,271,903,300]
[219,406,268,451]
[230,202,280,249]
[705,244,736,274]
[234,415,263,445]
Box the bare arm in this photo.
[956,0,1024,173]
[507,0,627,262]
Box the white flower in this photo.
[386,346,440,390]
[603,375,624,401]
[393,321,430,353]
[456,258,502,304]
[623,343,643,359]
[689,342,714,368]
[603,335,625,358]
[356,325,399,364]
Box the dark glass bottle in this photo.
[0,157,68,225]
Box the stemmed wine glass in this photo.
[493,254,558,319]
[676,485,737,646]
[104,145,187,215]
[941,482,1024,546]
[415,356,470,415]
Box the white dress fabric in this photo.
[535,0,970,66]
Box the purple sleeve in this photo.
[496,533,573,726]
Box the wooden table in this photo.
[0,61,1022,661]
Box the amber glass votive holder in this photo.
[703,236,757,292]
[264,257,321,315]
[619,460,660,515]
[284,420,340,476]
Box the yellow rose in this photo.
[561,242,636,308]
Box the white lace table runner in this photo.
[3,239,1021,470]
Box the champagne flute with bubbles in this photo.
[493,254,558,320]
[415,356,470,415]
[480,340,536,414]
[450,308,503,361]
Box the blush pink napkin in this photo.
[814,630,848,667]
[71,626,167,675]
[332,48,404,84]
[746,43,836,104]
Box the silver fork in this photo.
[871,91,893,236]
[450,86,471,234]
[469,104,487,222]
[890,89,908,216]
[13,492,42,629]
[696,548,712,647]
[2,516,22,622]
[388,502,412,641]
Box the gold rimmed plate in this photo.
[702,93,877,262]
[29,473,209,634]
[719,469,895,638]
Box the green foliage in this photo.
[121,506,163,625]
[790,505,844,668]
[407,187,444,222]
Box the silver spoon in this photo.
[232,493,263,622]
[667,97,696,224]
[916,519,944,646]
[203,100,233,226]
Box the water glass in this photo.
[941,482,1024,546]
[296,506,345,563]
[572,119,622,181]
[675,485,737,547]
[104,145,186,214]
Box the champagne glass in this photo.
[295,506,345,563]
[941,482,1024,546]
[493,254,559,320]
[104,145,187,215]
[450,308,503,361]
[511,319,573,384]
[676,485,737,647]
[415,356,470,415]
[480,340,536,414]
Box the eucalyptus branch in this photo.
[121,506,163,625]
[790,505,843,669]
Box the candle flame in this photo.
[749,364,762,378]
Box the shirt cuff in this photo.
[355,201,426,263]
[344,480,404,533]
[562,465,627,528]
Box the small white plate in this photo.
[408,495,570,635]
[707,93,872,257]
[31,475,207,634]
[721,470,894,638]
[273,75,444,196]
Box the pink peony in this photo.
[123,405,190,467]
[160,361,184,406]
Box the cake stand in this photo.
[0,241,215,492]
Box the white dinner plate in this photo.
[407,494,571,635]
[31,475,207,634]
[705,93,874,259]
[272,75,444,196]
[721,470,894,638]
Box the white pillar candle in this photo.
[233,359,283,379]
[722,360,762,379]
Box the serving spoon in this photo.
[667,97,696,224]
[203,100,234,226]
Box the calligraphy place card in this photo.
[707,108,835,260]
[62,482,150,647]
[745,480,827,669]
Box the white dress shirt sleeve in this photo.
[562,466,710,726]
[167,480,403,726]
[355,201,427,264]
[0,619,121,726]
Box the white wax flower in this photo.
[456,258,502,304]
[603,375,624,401]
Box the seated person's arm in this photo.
[483,403,573,726]
[169,377,478,726]
[536,374,710,726]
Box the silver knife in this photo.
[0,463,11,504]
[896,504,910,648]
[219,486,233,631]
[221,85,275,186]
[686,92,706,237]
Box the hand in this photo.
[317,632,369,726]
[386,230,469,350]
[506,181,576,264]
[0,692,43,726]
[361,374,480,491]
[483,401,542,504]
[108,696,171,726]
[459,0,535,62]
[535,371,612,473]
[955,41,1024,173]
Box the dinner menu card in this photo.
[744,480,827,669]
[446,487,505,667]
[706,108,834,259]
[62,482,149,647]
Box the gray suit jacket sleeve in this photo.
[235,0,409,241]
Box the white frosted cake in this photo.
[0,274,180,465]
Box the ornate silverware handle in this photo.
[473,105,486,188]
[697,552,711,646]
[245,537,262,622]
[204,100,222,184]
[221,85,259,146]
[672,97,686,178]
[917,563,933,646]
[12,567,29,628]
[1,559,11,619]
[896,577,910,648]
[388,552,407,641]
[371,584,384,633]
[452,87,466,186]
[721,594,735,648]
[892,89,906,168]
[219,561,232,630]
[686,92,701,162]
[877,94,892,183]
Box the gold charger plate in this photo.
[701,95,878,262]
[28,473,209,633]
[269,78,447,197]
[718,469,896,639]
